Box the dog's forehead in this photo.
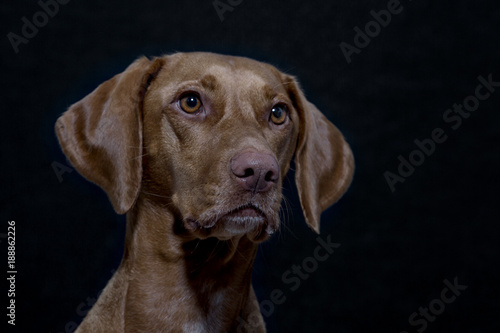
[161,52,285,93]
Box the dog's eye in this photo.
[270,104,288,125]
[179,94,202,113]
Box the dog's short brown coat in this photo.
[56,52,354,332]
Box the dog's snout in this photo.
[231,150,279,192]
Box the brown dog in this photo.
[56,52,354,332]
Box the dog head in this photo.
[55,52,354,242]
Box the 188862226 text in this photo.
[7,220,16,326]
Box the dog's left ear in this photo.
[284,75,354,233]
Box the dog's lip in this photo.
[187,204,267,229]
[223,204,266,219]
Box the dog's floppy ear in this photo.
[55,56,164,214]
[285,75,354,233]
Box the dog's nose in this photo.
[231,150,279,192]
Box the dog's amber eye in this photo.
[270,104,288,125]
[179,94,202,113]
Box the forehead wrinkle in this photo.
[205,64,269,90]
[234,70,269,122]
[206,65,273,121]
[234,74,284,123]
[200,74,219,92]
[261,85,278,101]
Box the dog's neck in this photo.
[120,196,259,332]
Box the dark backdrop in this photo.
[1,1,499,332]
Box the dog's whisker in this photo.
[139,190,170,199]
[131,153,148,161]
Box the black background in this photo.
[2,0,500,332]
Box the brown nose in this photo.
[231,150,279,192]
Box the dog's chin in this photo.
[185,205,278,242]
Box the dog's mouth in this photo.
[225,204,265,219]
[185,203,277,242]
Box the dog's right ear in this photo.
[55,57,165,214]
